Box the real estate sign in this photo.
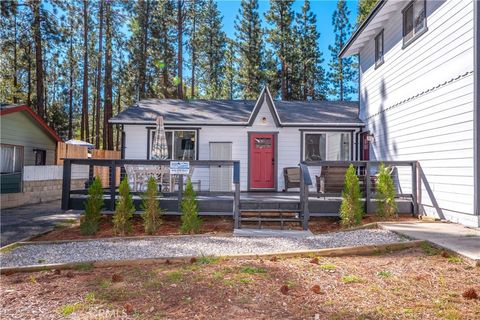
[170,161,190,175]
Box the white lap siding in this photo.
[359,0,476,226]
[123,100,360,192]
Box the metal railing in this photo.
[299,160,419,215]
[61,158,240,213]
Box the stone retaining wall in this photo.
[1,179,85,210]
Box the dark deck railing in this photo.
[300,160,419,215]
[61,158,240,213]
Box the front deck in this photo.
[62,159,419,230]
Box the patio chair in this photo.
[315,165,350,197]
[283,167,300,191]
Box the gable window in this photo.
[303,132,351,161]
[34,149,46,166]
[149,129,197,160]
[375,30,384,68]
[403,0,427,47]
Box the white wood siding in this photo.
[359,0,476,226]
[123,100,360,192]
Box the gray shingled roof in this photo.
[110,98,363,126]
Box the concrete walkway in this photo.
[380,222,480,265]
[0,201,79,247]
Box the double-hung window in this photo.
[150,129,197,160]
[375,30,384,68]
[403,0,427,47]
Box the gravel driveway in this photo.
[1,229,407,268]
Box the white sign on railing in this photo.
[170,161,190,175]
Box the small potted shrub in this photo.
[112,176,135,235]
[180,177,202,234]
[80,176,104,235]
[141,176,164,234]
[339,164,364,227]
[376,163,397,219]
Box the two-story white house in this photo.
[340,0,479,227]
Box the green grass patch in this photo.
[196,256,221,265]
[241,266,267,274]
[377,270,392,278]
[320,263,337,270]
[420,242,441,256]
[447,256,462,264]
[59,303,83,316]
[166,271,183,283]
[85,292,96,303]
[239,277,254,284]
[341,275,362,284]
[74,262,93,271]
[0,243,21,254]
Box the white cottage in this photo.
[340,0,479,227]
[110,88,364,192]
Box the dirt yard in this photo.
[1,245,479,319]
[31,215,417,241]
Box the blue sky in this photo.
[217,0,358,69]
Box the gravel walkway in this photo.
[0,229,407,268]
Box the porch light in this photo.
[366,132,375,142]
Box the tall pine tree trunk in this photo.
[177,0,183,99]
[13,10,18,103]
[95,0,104,148]
[32,1,44,117]
[138,0,149,100]
[190,13,196,98]
[82,0,89,141]
[103,0,113,150]
[116,88,121,150]
[27,43,31,106]
[68,29,74,140]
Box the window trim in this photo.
[375,29,385,69]
[0,143,24,174]
[301,131,352,162]
[33,149,47,166]
[147,128,198,160]
[402,0,428,49]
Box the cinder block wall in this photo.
[0,179,84,209]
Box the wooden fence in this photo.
[93,149,121,186]
[56,142,88,165]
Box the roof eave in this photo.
[339,0,387,58]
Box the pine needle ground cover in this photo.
[2,248,479,319]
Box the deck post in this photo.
[88,164,94,186]
[61,159,72,210]
[233,162,241,229]
[178,174,184,211]
[365,162,371,214]
[302,183,310,230]
[110,160,116,211]
[299,163,311,230]
[411,161,418,215]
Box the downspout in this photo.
[474,0,480,224]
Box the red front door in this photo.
[249,133,275,189]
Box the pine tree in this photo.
[141,176,163,234]
[197,0,226,99]
[340,164,363,227]
[81,0,89,141]
[80,176,104,235]
[265,0,294,100]
[376,163,397,219]
[296,0,326,100]
[357,0,378,26]
[234,0,263,99]
[328,0,357,101]
[113,177,135,235]
[221,39,238,100]
[103,0,113,150]
[180,178,202,234]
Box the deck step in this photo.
[240,209,301,213]
[240,217,301,222]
